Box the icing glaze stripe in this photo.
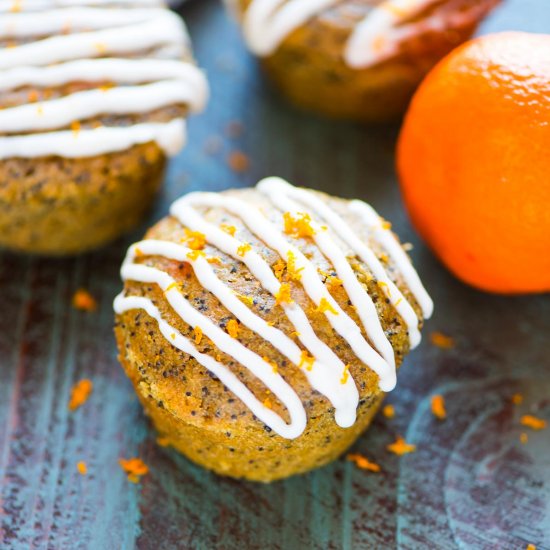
[0,119,185,159]
[180,192,397,391]
[123,239,359,428]
[257,177,429,347]
[0,81,200,133]
[349,199,434,318]
[169,201,361,427]
[0,12,185,70]
[258,178,398,364]
[116,254,308,439]
[0,59,207,113]
[114,294,307,439]
[0,0,162,12]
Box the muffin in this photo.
[0,1,208,255]
[114,177,433,482]
[228,0,500,122]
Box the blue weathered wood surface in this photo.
[0,1,549,548]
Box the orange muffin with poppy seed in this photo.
[227,0,500,122]
[114,177,433,482]
[0,1,207,255]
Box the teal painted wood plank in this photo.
[1,0,550,549]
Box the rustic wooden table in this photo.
[1,1,549,548]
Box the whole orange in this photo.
[397,32,550,294]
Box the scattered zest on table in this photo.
[431,395,446,420]
[68,379,93,411]
[72,289,98,312]
[77,461,88,475]
[227,150,249,172]
[119,457,149,483]
[511,393,524,405]
[520,415,547,431]
[382,404,395,419]
[429,331,455,349]
[347,453,381,472]
[387,436,416,456]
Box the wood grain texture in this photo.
[1,1,549,548]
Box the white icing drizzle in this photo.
[181,192,396,391]
[348,199,433,319]
[0,81,200,133]
[0,119,185,159]
[114,294,307,439]
[242,0,449,68]
[115,178,432,438]
[0,0,162,12]
[257,177,431,347]
[0,2,208,157]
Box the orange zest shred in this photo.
[326,275,343,289]
[70,120,81,135]
[220,224,237,236]
[347,453,381,472]
[381,220,392,230]
[72,289,97,312]
[430,331,455,349]
[226,319,239,338]
[182,228,206,251]
[263,356,279,374]
[227,150,249,172]
[263,393,273,409]
[383,404,395,419]
[340,364,350,385]
[298,351,315,372]
[207,256,222,265]
[194,326,203,345]
[119,457,149,483]
[186,249,206,261]
[286,250,304,281]
[237,242,252,257]
[431,395,447,420]
[273,259,286,281]
[387,436,416,456]
[511,393,523,405]
[68,379,93,411]
[283,211,316,239]
[315,297,338,315]
[527,545,537,550]
[165,281,181,293]
[275,283,293,305]
[520,415,547,431]
[77,461,87,475]
[520,432,528,444]
[235,292,254,307]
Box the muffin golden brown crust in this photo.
[0,143,165,256]
[114,180,432,481]
[232,0,500,122]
